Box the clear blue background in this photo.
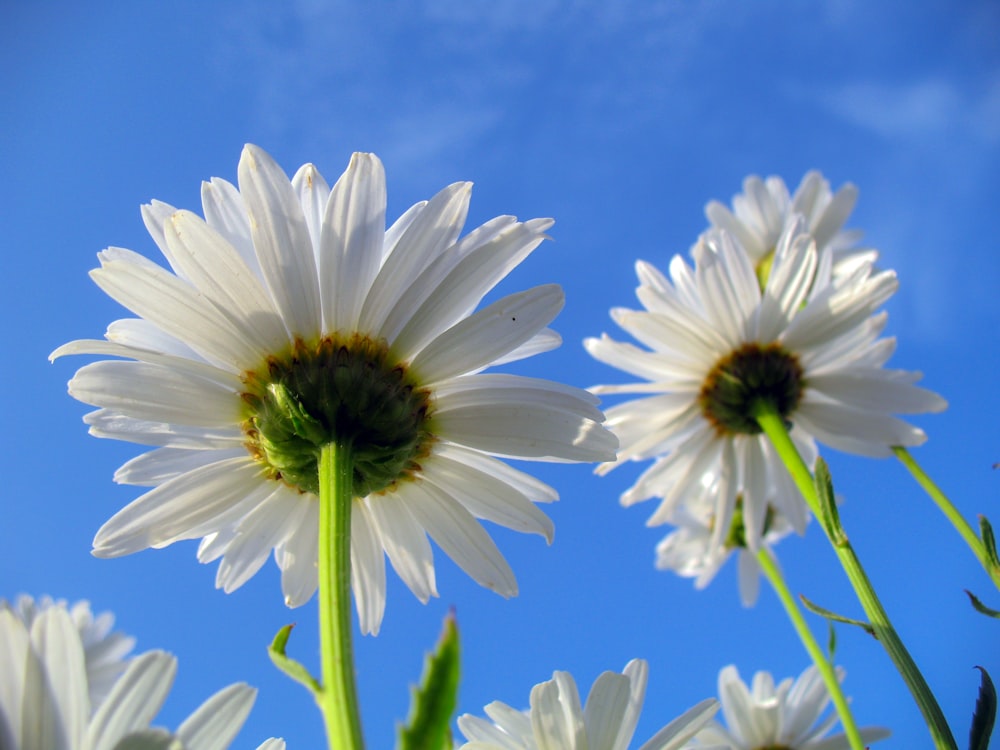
[2,1,998,747]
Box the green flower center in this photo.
[240,335,434,497]
[755,249,776,291]
[698,342,804,436]
[723,494,777,550]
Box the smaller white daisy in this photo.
[0,602,278,750]
[586,219,945,561]
[683,665,889,750]
[2,594,135,711]
[653,485,793,607]
[704,172,876,280]
[456,658,719,750]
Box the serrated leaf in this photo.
[268,623,321,694]
[966,590,1000,619]
[800,594,875,637]
[969,666,996,750]
[980,516,1000,569]
[398,613,461,750]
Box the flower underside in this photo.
[241,335,434,497]
[699,342,804,436]
[723,494,777,550]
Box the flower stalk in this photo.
[318,440,365,750]
[893,446,1000,591]
[755,548,865,750]
[754,402,957,750]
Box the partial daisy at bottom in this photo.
[53,144,616,636]
[2,594,135,711]
[456,658,719,750]
[0,598,281,750]
[681,664,889,750]
[585,219,945,589]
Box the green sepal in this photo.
[813,458,847,545]
[965,590,1000,619]
[269,382,329,445]
[268,623,321,694]
[969,666,996,750]
[980,516,1000,569]
[398,612,461,750]
[800,593,875,637]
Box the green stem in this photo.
[755,548,865,750]
[318,441,365,750]
[754,404,957,750]
[893,446,1000,590]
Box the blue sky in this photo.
[2,1,999,747]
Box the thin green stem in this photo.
[318,440,365,750]
[893,446,1000,590]
[754,404,957,750]
[756,548,865,750]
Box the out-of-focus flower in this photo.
[54,144,616,635]
[2,594,135,710]
[586,221,945,558]
[457,658,719,750]
[683,665,889,749]
[0,601,278,750]
[704,171,876,280]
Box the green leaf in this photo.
[799,593,875,637]
[966,590,1000,619]
[398,612,461,750]
[980,516,1000,569]
[969,666,996,750]
[827,619,837,660]
[813,458,847,545]
[268,623,321,694]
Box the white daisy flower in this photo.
[653,485,793,607]
[2,595,135,711]
[0,603,278,750]
[53,144,616,635]
[704,172,876,281]
[683,665,889,749]
[585,220,945,556]
[457,658,720,750]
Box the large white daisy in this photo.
[704,172,876,280]
[682,665,889,750]
[53,145,615,635]
[585,219,944,556]
[0,603,278,750]
[2,595,135,711]
[456,658,719,750]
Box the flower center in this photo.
[240,335,434,497]
[755,249,776,291]
[698,342,804,435]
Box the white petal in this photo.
[807,371,946,414]
[92,457,270,557]
[411,285,563,384]
[434,443,559,503]
[216,492,311,593]
[358,183,473,335]
[389,218,552,361]
[291,163,331,254]
[164,210,289,354]
[68,361,241,428]
[176,683,256,750]
[200,177,259,274]
[364,491,437,604]
[423,455,554,542]
[238,144,321,338]
[401,482,517,597]
[114,447,245,486]
[87,652,176,750]
[637,698,719,750]
[25,608,88,750]
[531,674,584,750]
[319,153,387,332]
[90,253,259,372]
[582,672,632,750]
[83,410,244,449]
[795,397,927,456]
[350,498,387,635]
[491,327,562,367]
[276,498,320,608]
[0,611,28,749]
